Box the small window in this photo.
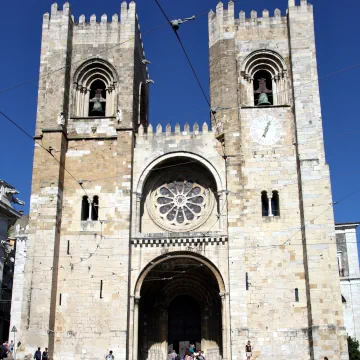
[271,191,280,216]
[261,191,269,216]
[81,196,89,221]
[92,196,99,221]
[295,288,299,302]
[254,70,273,106]
[89,80,106,116]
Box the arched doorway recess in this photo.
[134,255,226,360]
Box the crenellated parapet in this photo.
[42,2,147,58]
[137,122,211,138]
[43,1,136,27]
[209,0,311,47]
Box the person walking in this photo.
[245,341,252,360]
[105,350,114,360]
[42,348,48,360]
[34,347,41,360]
[9,341,14,355]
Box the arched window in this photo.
[254,70,273,106]
[261,191,269,216]
[271,191,280,216]
[89,80,106,116]
[241,50,289,106]
[92,196,99,221]
[72,59,118,117]
[262,190,280,217]
[81,195,99,221]
[81,196,89,221]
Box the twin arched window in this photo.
[72,59,118,117]
[81,195,99,221]
[261,190,280,217]
[241,50,289,107]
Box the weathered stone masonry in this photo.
[14,0,349,359]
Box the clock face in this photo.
[250,115,282,146]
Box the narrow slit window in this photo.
[100,280,103,299]
[295,288,299,302]
[272,191,280,216]
[81,196,89,221]
[67,240,70,255]
[261,191,269,217]
[59,293,62,306]
[246,272,249,291]
[92,196,99,221]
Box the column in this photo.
[88,198,93,221]
[133,296,141,360]
[220,292,228,360]
[268,194,273,217]
[272,77,277,105]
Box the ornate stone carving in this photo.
[148,177,214,232]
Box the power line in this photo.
[0,24,162,95]
[0,0,218,96]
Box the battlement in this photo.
[209,0,312,46]
[137,122,212,137]
[43,1,138,26]
[42,2,148,69]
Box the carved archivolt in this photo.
[72,58,119,117]
[240,49,290,106]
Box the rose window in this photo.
[148,179,214,231]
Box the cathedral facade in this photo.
[13,1,349,359]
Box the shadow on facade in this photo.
[138,257,222,360]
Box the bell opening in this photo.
[254,70,273,106]
[89,79,107,116]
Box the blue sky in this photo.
[0,0,359,238]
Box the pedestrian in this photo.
[9,341,14,354]
[0,343,8,360]
[245,340,252,360]
[105,350,114,360]
[42,347,48,360]
[189,344,195,355]
[171,350,177,359]
[34,347,41,360]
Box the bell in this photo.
[257,93,271,106]
[90,89,106,115]
[91,99,104,114]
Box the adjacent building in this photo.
[336,223,360,341]
[0,180,24,341]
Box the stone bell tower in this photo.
[18,2,149,359]
[209,0,348,359]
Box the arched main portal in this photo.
[134,255,225,360]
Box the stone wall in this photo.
[18,1,148,359]
[209,0,348,359]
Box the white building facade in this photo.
[336,223,360,341]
